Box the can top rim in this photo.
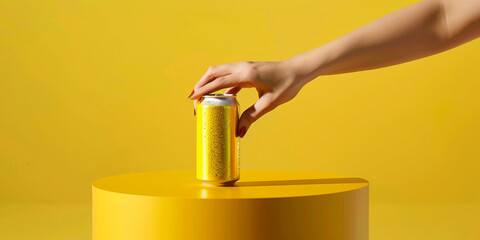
[203,94,236,98]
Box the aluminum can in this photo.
[196,94,240,186]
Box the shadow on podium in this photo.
[235,177,368,187]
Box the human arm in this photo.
[287,0,480,81]
[189,0,480,137]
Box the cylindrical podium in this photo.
[92,170,368,240]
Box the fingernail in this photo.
[188,89,195,99]
[238,127,246,138]
[194,108,196,116]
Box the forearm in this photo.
[288,0,480,83]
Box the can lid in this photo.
[203,94,236,98]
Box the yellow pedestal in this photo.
[92,170,369,240]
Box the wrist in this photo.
[284,43,338,86]
[282,55,318,87]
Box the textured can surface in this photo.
[196,94,240,186]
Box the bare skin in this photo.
[188,0,480,138]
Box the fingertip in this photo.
[238,126,246,138]
[237,117,251,138]
[189,91,201,100]
[187,89,195,99]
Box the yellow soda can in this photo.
[196,94,240,186]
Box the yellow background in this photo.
[1,0,479,239]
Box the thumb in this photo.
[237,95,274,138]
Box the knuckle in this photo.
[207,65,216,72]
[241,61,253,66]
[242,61,255,72]
[240,62,257,82]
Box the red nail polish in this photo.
[238,127,246,138]
[188,89,195,98]
[194,108,196,116]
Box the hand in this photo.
[188,60,307,138]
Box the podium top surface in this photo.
[92,170,368,199]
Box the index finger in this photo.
[194,64,231,90]
[190,75,235,99]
